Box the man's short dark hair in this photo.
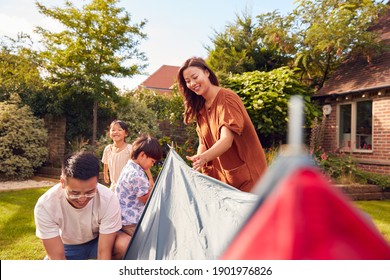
[62,151,100,180]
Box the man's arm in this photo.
[41,236,66,260]
[97,232,117,260]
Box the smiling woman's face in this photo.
[183,66,211,96]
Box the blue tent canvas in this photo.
[123,148,258,260]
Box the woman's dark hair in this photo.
[177,57,219,124]
[62,151,100,180]
[131,134,162,161]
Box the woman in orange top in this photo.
[177,57,267,192]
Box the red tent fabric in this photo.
[221,167,390,260]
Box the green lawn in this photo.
[355,200,390,241]
[0,188,389,260]
[0,187,49,260]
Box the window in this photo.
[338,100,372,151]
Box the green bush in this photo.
[224,67,321,146]
[116,95,161,141]
[354,169,390,190]
[0,94,48,180]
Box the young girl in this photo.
[101,120,132,192]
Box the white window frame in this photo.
[337,100,373,153]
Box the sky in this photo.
[0,0,296,90]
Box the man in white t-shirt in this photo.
[34,151,130,260]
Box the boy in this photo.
[116,134,162,236]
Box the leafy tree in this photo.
[0,94,48,180]
[35,0,148,144]
[115,93,161,141]
[0,34,43,103]
[134,87,184,123]
[133,87,198,145]
[260,0,386,87]
[206,11,287,82]
[207,1,385,89]
[224,67,321,147]
[255,11,297,65]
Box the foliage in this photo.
[0,34,43,103]
[313,149,390,188]
[206,11,288,83]
[67,135,94,153]
[134,86,184,124]
[115,94,161,141]
[206,1,385,89]
[264,146,280,166]
[61,90,116,153]
[132,86,197,144]
[354,169,390,190]
[0,95,48,180]
[159,136,198,164]
[314,151,359,182]
[35,0,148,143]
[224,67,321,146]
[273,0,386,87]
[256,11,297,60]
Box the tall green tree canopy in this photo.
[35,0,148,144]
[206,11,288,82]
[260,0,386,87]
[0,34,43,103]
[206,0,386,88]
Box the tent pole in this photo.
[287,95,305,155]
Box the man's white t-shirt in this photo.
[34,183,122,245]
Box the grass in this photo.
[0,187,49,260]
[0,188,389,260]
[355,200,390,241]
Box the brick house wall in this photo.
[321,93,390,175]
[322,103,337,152]
[43,115,66,167]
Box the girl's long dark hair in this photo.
[177,57,219,124]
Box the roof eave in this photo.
[312,84,390,99]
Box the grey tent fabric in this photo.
[124,148,258,260]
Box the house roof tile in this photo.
[139,65,180,93]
